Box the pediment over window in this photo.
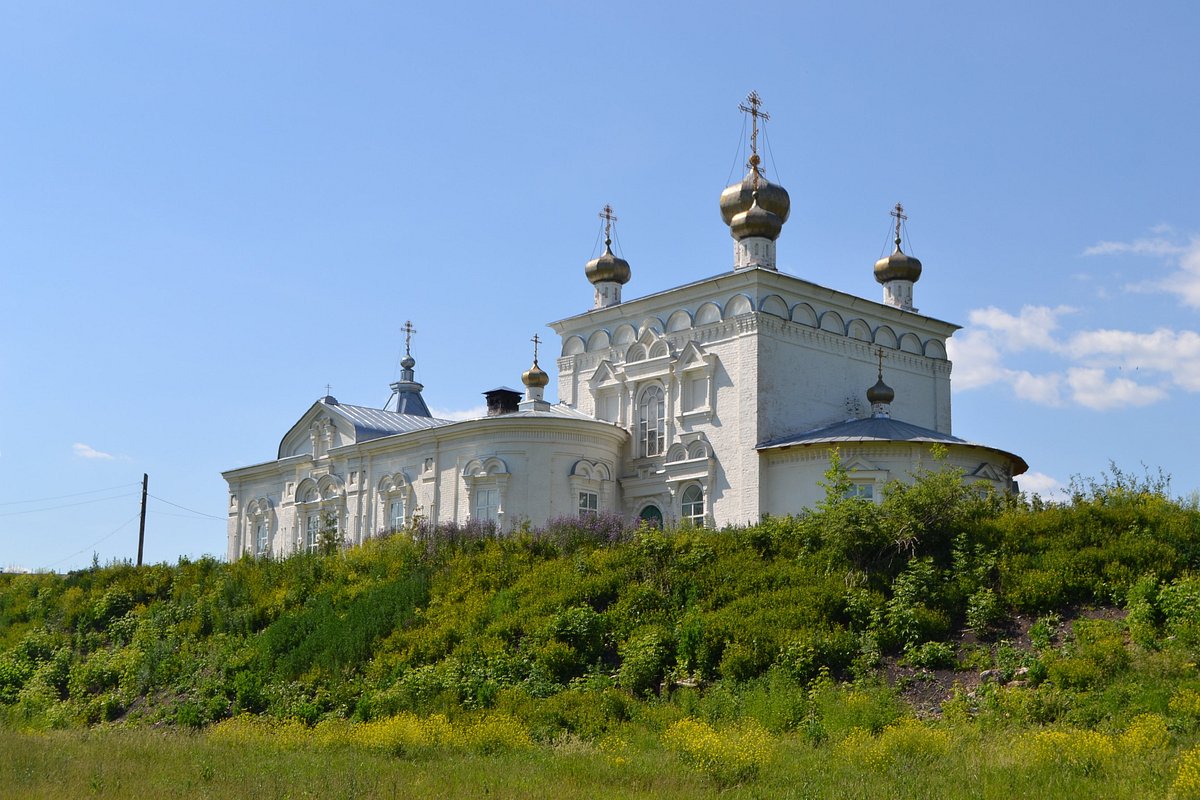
[588,360,622,387]
[462,456,509,479]
[968,462,1009,482]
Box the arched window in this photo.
[638,385,665,457]
[681,485,705,527]
[639,504,663,527]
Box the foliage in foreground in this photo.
[0,459,1199,791]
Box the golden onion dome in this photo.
[729,192,783,241]
[584,241,631,285]
[522,361,549,389]
[720,166,791,227]
[866,375,895,406]
[873,244,923,284]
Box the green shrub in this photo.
[619,630,668,696]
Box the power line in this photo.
[0,482,141,507]
[0,492,138,518]
[147,493,225,521]
[44,513,141,570]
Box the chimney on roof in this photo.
[484,387,521,416]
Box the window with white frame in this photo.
[388,497,405,530]
[844,482,875,500]
[578,491,598,518]
[305,513,320,553]
[681,484,705,527]
[638,385,665,457]
[255,521,269,556]
[474,487,500,522]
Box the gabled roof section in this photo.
[277,399,452,459]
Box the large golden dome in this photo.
[720,164,791,227]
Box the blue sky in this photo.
[2,2,1198,571]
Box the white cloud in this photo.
[1011,371,1065,406]
[1083,237,1184,257]
[72,443,114,460]
[428,405,488,421]
[1065,367,1166,410]
[1085,230,1200,310]
[1019,471,1067,500]
[965,305,1074,352]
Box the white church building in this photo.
[223,94,1026,560]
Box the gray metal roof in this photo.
[757,416,967,450]
[756,415,1027,474]
[326,403,452,442]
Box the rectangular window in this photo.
[389,498,405,530]
[255,522,268,556]
[578,491,598,518]
[305,513,320,553]
[474,487,499,522]
[844,483,874,500]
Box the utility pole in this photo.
[137,473,148,567]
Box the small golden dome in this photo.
[522,361,549,389]
[873,245,923,283]
[729,192,783,241]
[584,242,631,285]
[720,166,791,227]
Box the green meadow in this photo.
[3,458,1200,798]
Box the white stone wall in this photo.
[225,416,626,560]
[760,442,1019,517]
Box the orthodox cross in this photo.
[531,333,542,365]
[325,383,332,396]
[402,320,417,357]
[599,204,617,245]
[738,91,770,182]
[875,347,886,380]
[891,202,907,249]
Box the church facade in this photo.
[222,95,1026,560]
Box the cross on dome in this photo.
[531,333,542,365]
[402,320,417,357]
[890,202,908,248]
[599,204,618,245]
[738,91,770,188]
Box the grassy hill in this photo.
[3,459,1200,797]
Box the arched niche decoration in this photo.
[791,303,818,327]
[612,324,638,344]
[694,302,722,326]
[847,319,872,342]
[899,332,923,354]
[723,294,754,319]
[925,339,948,360]
[637,317,664,336]
[586,329,611,352]
[760,294,789,319]
[873,325,899,349]
[819,310,845,335]
[562,336,586,356]
[665,309,693,332]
